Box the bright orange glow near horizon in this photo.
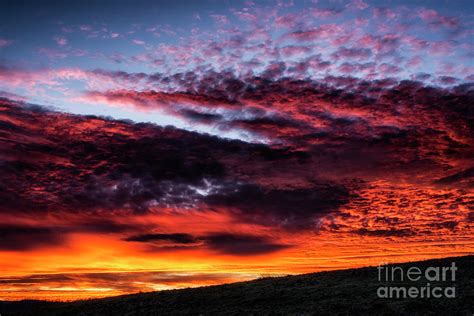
[1,0,473,302]
[1,195,473,301]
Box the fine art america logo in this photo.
[377,262,457,299]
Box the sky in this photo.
[0,0,473,300]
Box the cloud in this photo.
[124,233,197,244]
[0,99,349,233]
[282,24,342,42]
[0,91,27,102]
[0,39,11,48]
[347,0,369,10]
[202,233,290,255]
[331,47,372,60]
[353,228,416,237]
[78,72,473,154]
[204,183,350,230]
[132,39,146,45]
[54,37,68,46]
[0,214,150,251]
[0,270,245,295]
[418,8,460,29]
[125,232,291,255]
[434,167,474,187]
[79,25,92,31]
[0,224,63,251]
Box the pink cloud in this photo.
[38,47,87,59]
[419,8,438,21]
[406,56,423,68]
[429,41,454,56]
[373,7,398,20]
[61,26,74,33]
[210,14,229,25]
[378,63,402,74]
[283,24,342,42]
[0,39,11,48]
[279,46,311,57]
[38,48,68,59]
[132,39,146,45]
[0,67,135,96]
[79,25,92,31]
[274,13,300,29]
[0,91,27,102]
[347,0,369,10]
[232,9,258,23]
[54,37,68,46]
[310,8,341,18]
[418,8,460,29]
[332,47,372,60]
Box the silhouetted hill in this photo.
[1,255,473,315]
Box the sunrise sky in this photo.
[0,0,473,301]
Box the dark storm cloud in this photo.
[0,224,62,251]
[124,232,291,255]
[73,218,145,234]
[352,228,416,237]
[0,99,349,233]
[434,167,474,186]
[204,183,350,230]
[179,109,223,124]
[202,233,291,255]
[124,233,197,244]
[0,218,150,251]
